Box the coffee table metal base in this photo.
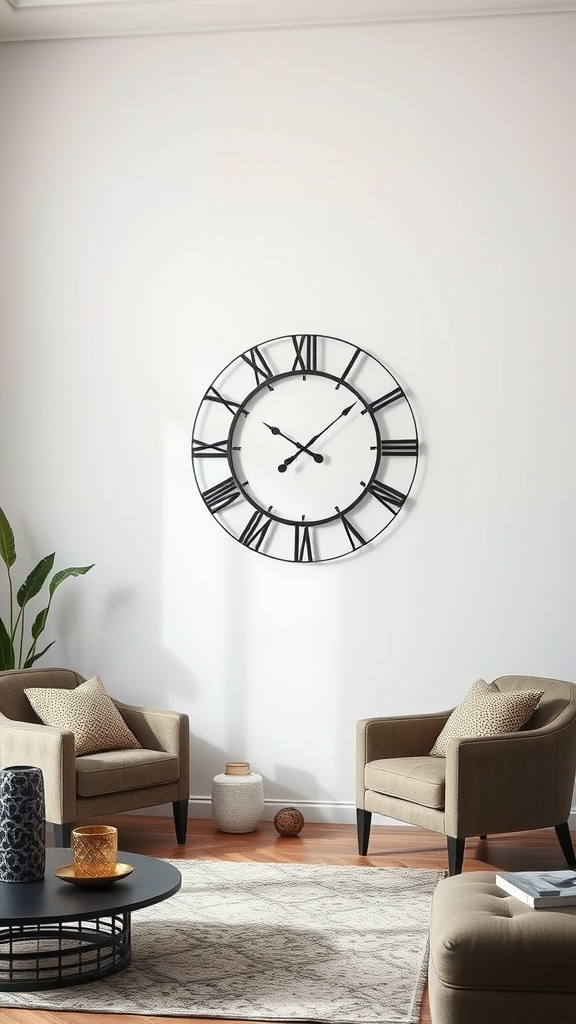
[0,850,181,992]
[0,912,131,990]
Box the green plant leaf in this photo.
[0,508,16,570]
[31,606,49,641]
[1,509,94,669]
[24,640,55,669]
[49,564,95,596]
[16,553,55,609]
[0,616,14,670]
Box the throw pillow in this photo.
[429,677,496,755]
[429,678,543,757]
[24,675,141,756]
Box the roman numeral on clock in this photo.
[337,512,366,551]
[205,387,245,417]
[291,335,318,374]
[375,439,418,457]
[202,477,241,513]
[361,386,404,415]
[294,523,313,562]
[239,510,273,551]
[192,438,228,459]
[366,480,406,513]
[241,346,274,387]
[335,346,361,389]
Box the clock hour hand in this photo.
[280,403,357,469]
[263,422,324,464]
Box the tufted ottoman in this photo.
[428,871,576,1024]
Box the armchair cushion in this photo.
[430,679,543,757]
[76,748,180,797]
[24,675,141,756]
[365,756,446,809]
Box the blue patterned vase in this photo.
[0,765,46,882]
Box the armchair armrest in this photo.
[0,713,76,824]
[445,729,559,837]
[112,700,189,797]
[112,699,188,753]
[357,712,451,762]
[356,712,450,806]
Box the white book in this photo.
[495,870,576,908]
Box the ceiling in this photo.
[1,0,575,43]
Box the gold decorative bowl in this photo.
[54,862,134,887]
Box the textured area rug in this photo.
[0,860,443,1022]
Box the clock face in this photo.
[191,334,419,563]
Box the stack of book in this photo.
[495,870,576,908]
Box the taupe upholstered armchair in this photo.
[357,675,576,874]
[0,667,190,847]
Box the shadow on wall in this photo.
[271,765,333,806]
[56,593,201,712]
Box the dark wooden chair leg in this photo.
[173,799,189,845]
[356,808,372,856]
[447,836,465,875]
[555,822,576,867]
[53,822,72,848]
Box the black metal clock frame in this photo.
[191,334,419,563]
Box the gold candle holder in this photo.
[72,825,118,877]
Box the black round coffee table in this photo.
[0,848,181,991]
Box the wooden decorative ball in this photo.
[274,807,304,837]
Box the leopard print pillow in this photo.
[25,675,141,756]
[429,678,543,757]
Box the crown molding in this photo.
[1,0,575,43]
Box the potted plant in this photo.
[0,506,94,670]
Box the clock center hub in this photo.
[230,374,379,525]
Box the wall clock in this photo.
[191,334,419,563]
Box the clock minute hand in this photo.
[262,422,324,463]
[307,402,357,445]
[280,403,357,469]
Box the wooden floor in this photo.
[1,815,572,1024]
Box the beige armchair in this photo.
[0,667,190,847]
[356,674,576,874]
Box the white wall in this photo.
[1,13,575,822]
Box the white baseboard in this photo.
[132,798,362,825]
[128,800,576,831]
